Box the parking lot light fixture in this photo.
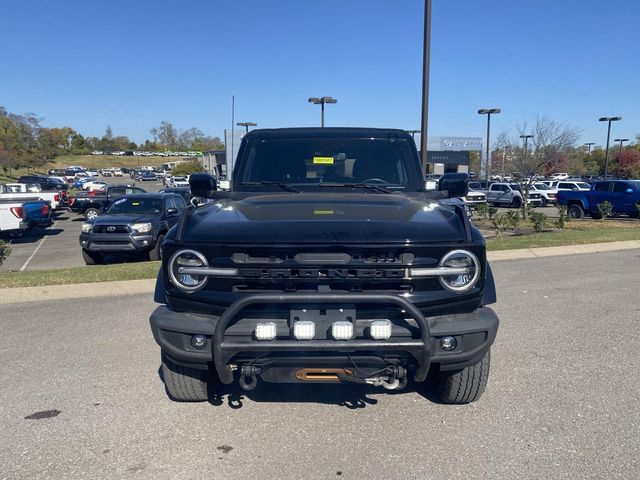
[598,116,622,178]
[237,122,257,133]
[614,138,629,160]
[478,108,501,182]
[519,134,534,177]
[584,142,595,155]
[308,96,337,127]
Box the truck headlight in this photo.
[81,223,92,233]
[132,222,152,233]
[439,250,481,292]
[168,249,209,292]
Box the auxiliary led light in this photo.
[255,322,277,341]
[293,321,315,340]
[370,320,392,340]
[331,321,354,340]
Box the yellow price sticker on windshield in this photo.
[131,202,140,206]
[314,209,334,215]
[313,156,334,165]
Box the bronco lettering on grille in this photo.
[239,268,406,279]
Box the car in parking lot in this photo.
[557,180,640,219]
[158,187,191,203]
[555,181,591,192]
[79,193,188,264]
[481,182,542,208]
[139,170,157,181]
[82,180,109,191]
[70,185,147,219]
[550,172,569,180]
[529,182,558,207]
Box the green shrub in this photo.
[488,206,498,220]
[504,211,521,232]
[556,205,568,229]
[597,201,613,221]
[474,203,489,224]
[528,211,549,233]
[492,213,510,237]
[0,240,10,266]
[170,160,205,177]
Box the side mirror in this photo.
[625,188,633,194]
[189,173,218,198]
[438,173,469,198]
[166,207,179,216]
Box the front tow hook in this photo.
[239,366,261,391]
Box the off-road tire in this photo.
[84,208,101,220]
[568,204,584,219]
[148,234,165,261]
[436,350,490,404]
[82,249,103,265]
[540,197,548,207]
[511,197,522,209]
[161,354,209,402]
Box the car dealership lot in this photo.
[1,250,638,479]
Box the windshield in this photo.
[106,197,162,215]
[533,183,551,190]
[234,137,421,191]
[576,182,590,189]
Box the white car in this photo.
[530,182,558,207]
[113,169,123,177]
[86,170,99,177]
[82,181,108,192]
[462,190,487,206]
[555,181,591,192]
[550,172,569,180]
[169,176,189,188]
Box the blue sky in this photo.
[1,0,638,146]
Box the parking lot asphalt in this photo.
[1,249,638,479]
[0,177,165,272]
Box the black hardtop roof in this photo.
[242,127,413,140]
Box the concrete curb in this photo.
[1,241,639,305]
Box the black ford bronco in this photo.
[150,128,499,403]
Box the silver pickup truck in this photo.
[482,182,543,208]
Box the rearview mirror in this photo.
[189,173,218,198]
[438,173,469,198]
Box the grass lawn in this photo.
[0,261,161,289]
[486,220,640,250]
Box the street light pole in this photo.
[614,137,629,162]
[520,134,534,177]
[598,116,621,179]
[237,122,257,133]
[584,142,595,156]
[419,0,432,175]
[478,108,501,183]
[308,97,337,127]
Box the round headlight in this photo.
[168,249,209,292]
[438,250,481,293]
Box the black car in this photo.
[149,127,499,404]
[18,175,67,192]
[79,193,187,264]
[139,170,157,181]
[158,187,191,203]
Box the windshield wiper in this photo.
[318,182,392,194]
[239,181,300,193]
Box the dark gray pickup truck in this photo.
[149,128,499,404]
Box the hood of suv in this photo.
[181,194,468,244]
[92,214,159,225]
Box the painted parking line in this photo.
[20,236,47,271]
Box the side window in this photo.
[613,182,629,193]
[557,183,569,189]
[174,196,187,209]
[110,188,125,197]
[165,197,177,211]
[490,184,499,191]
[594,182,610,192]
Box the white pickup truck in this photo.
[0,199,28,234]
[0,183,62,210]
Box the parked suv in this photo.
[149,127,500,404]
[79,193,187,264]
[482,182,542,208]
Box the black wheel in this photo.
[82,249,103,265]
[511,197,522,209]
[148,234,165,261]
[568,204,584,219]
[435,350,490,404]
[161,354,210,402]
[84,208,101,220]
[540,197,548,207]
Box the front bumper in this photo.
[150,294,499,383]
[79,232,154,252]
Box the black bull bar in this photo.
[213,293,432,384]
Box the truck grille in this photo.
[93,225,130,234]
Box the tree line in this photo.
[489,116,640,179]
[0,106,224,175]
